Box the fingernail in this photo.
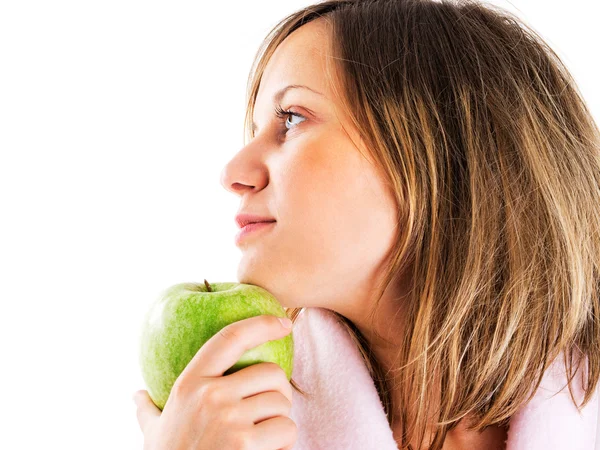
[279,317,292,328]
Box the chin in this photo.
[236,272,297,309]
[236,262,257,286]
[236,263,267,290]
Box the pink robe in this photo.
[288,307,599,449]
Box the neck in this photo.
[391,415,509,450]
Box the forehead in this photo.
[255,19,334,108]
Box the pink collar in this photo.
[289,307,599,449]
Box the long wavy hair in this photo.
[242,0,600,448]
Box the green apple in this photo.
[138,280,294,410]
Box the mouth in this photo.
[242,219,276,226]
[235,213,277,229]
[235,220,276,246]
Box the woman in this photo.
[135,0,600,448]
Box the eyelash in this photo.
[274,104,306,134]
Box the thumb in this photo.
[133,390,161,434]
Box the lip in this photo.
[235,221,276,246]
[235,213,276,229]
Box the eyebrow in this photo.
[251,84,324,134]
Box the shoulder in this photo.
[505,351,599,450]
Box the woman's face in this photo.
[220,19,400,329]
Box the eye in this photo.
[274,104,307,134]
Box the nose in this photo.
[220,164,240,195]
[219,156,265,196]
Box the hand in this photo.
[133,314,297,450]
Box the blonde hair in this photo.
[243,0,600,448]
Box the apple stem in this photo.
[204,279,212,292]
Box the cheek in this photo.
[266,137,397,301]
[284,135,392,243]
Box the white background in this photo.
[0,1,598,448]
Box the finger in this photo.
[251,416,298,450]
[133,390,161,434]
[239,390,292,425]
[179,314,292,381]
[224,361,294,405]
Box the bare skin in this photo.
[220,17,508,450]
